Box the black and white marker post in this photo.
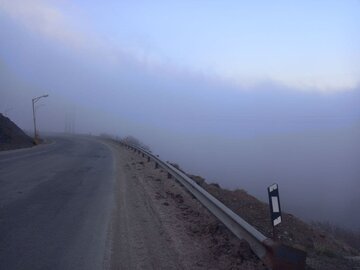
[267,183,282,240]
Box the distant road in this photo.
[0,136,115,270]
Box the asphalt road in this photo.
[0,136,115,270]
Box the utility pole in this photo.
[32,94,49,144]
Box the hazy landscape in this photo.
[2,58,359,231]
[0,1,359,269]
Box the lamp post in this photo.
[32,94,49,144]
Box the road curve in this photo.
[0,136,115,270]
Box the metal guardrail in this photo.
[118,141,307,270]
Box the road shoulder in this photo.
[106,141,265,270]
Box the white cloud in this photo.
[0,0,84,48]
[0,0,358,93]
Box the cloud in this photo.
[271,74,359,93]
[0,0,358,93]
[0,0,85,48]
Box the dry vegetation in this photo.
[312,221,360,251]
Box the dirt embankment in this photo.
[109,140,359,270]
[182,172,360,270]
[108,142,266,270]
[0,113,33,151]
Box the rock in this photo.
[0,113,33,151]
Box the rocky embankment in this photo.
[112,140,360,269]
[109,141,267,269]
[0,113,33,151]
[181,169,359,270]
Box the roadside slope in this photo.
[107,141,266,270]
[0,113,33,151]
[185,174,359,270]
[108,140,359,270]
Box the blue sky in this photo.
[72,0,360,90]
[1,0,359,91]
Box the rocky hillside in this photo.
[0,113,33,151]
[190,174,359,270]
[168,163,359,270]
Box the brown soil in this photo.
[108,141,266,270]
[186,173,360,270]
[108,140,359,269]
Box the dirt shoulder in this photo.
[107,141,266,270]
[107,140,359,270]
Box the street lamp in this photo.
[32,94,49,144]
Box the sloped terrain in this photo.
[0,113,33,151]
[185,173,360,270]
[110,141,359,269]
[109,141,267,270]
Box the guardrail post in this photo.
[263,239,307,270]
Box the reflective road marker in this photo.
[268,183,282,238]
